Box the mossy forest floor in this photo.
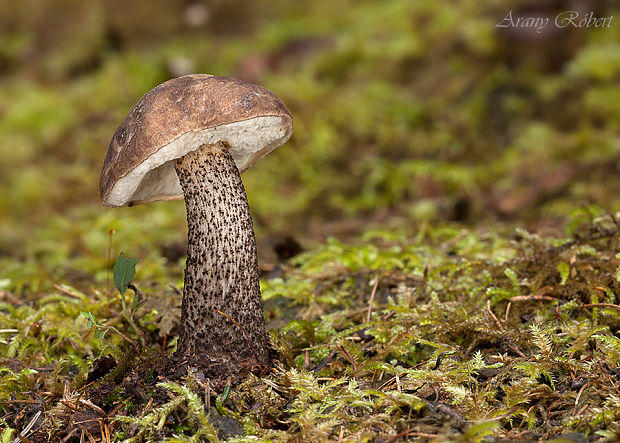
[2,218,619,442]
[1,0,620,441]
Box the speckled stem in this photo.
[174,142,270,379]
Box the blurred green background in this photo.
[0,0,619,290]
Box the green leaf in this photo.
[220,381,231,402]
[557,261,569,285]
[80,311,96,328]
[113,252,139,297]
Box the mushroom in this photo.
[99,74,292,381]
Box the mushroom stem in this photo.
[174,142,270,378]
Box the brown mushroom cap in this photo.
[99,74,293,207]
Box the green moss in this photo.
[2,217,619,440]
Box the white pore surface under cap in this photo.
[105,115,290,207]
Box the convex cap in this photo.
[99,74,293,207]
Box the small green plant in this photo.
[113,252,145,327]
[81,252,144,349]
[79,311,108,348]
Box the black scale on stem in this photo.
[173,141,270,380]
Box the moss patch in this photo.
[2,218,619,441]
